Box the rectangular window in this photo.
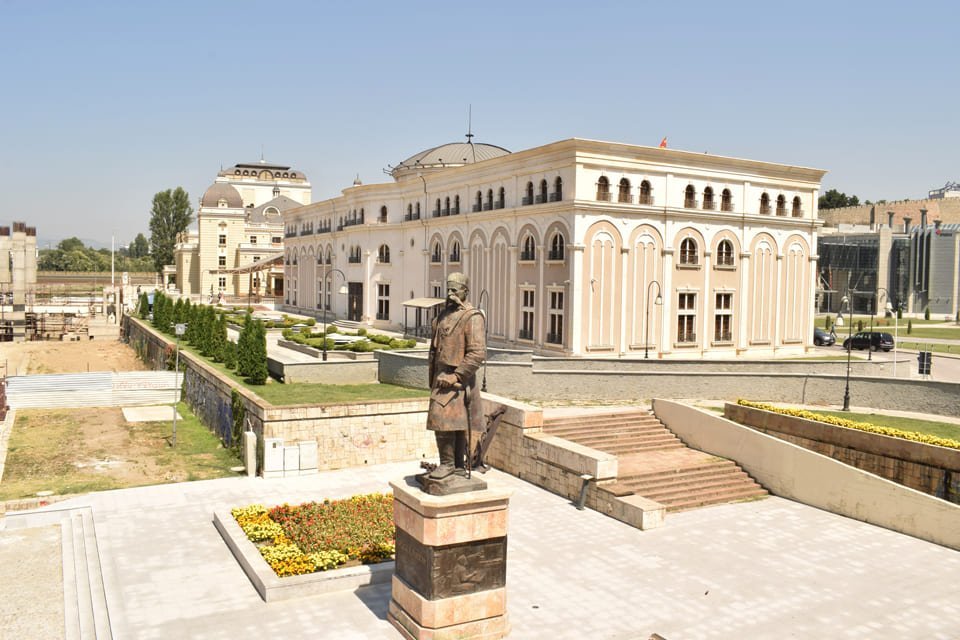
[377,284,390,320]
[218,234,226,246]
[250,236,257,244]
[218,255,226,268]
[272,236,282,244]
[677,293,697,343]
[218,277,226,289]
[519,289,535,340]
[547,290,564,344]
[253,256,260,262]
[714,293,733,342]
[433,285,442,298]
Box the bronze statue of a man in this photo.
[426,272,486,480]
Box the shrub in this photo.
[824,315,832,331]
[306,318,316,327]
[736,399,960,450]
[357,328,367,336]
[907,320,913,334]
[223,340,237,369]
[282,328,294,340]
[370,334,392,345]
[924,307,931,320]
[300,326,312,336]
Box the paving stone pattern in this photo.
[4,462,960,639]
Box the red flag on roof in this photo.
[659,137,667,148]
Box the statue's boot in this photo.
[429,433,457,479]
[453,431,468,476]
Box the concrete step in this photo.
[565,432,679,446]
[619,460,738,482]
[661,487,769,512]
[53,508,113,640]
[544,423,667,437]
[543,413,656,429]
[629,474,756,501]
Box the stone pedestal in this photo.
[388,477,511,640]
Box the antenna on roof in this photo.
[466,105,476,163]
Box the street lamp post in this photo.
[644,280,663,359]
[320,264,347,362]
[172,323,186,446]
[841,295,853,411]
[877,287,892,373]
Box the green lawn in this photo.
[194,351,428,405]
[250,382,428,405]
[896,341,960,355]
[797,409,960,442]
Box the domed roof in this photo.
[201,182,243,208]
[389,140,511,180]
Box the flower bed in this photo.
[231,493,395,577]
[736,399,960,450]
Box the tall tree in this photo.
[149,187,193,273]
[130,233,150,258]
[818,189,861,210]
[58,237,86,252]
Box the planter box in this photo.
[213,508,394,602]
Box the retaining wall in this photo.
[377,351,960,416]
[723,403,960,503]
[124,316,435,473]
[652,399,960,550]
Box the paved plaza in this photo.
[5,461,960,639]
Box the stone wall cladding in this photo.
[124,316,435,473]
[725,403,960,503]
[378,350,960,417]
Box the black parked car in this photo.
[814,327,836,346]
[842,331,895,351]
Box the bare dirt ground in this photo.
[0,336,237,501]
[0,337,147,377]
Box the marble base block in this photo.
[388,476,512,639]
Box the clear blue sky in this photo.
[2,0,957,248]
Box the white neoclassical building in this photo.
[281,138,826,358]
[171,160,311,299]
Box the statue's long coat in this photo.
[427,303,486,433]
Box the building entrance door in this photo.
[348,282,363,321]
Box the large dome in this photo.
[389,141,511,180]
[200,183,243,208]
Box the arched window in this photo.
[703,187,715,210]
[453,195,460,215]
[684,185,697,208]
[449,240,461,263]
[497,187,505,208]
[520,234,536,261]
[359,208,364,223]
[596,176,610,201]
[377,244,390,264]
[524,181,534,205]
[486,189,493,210]
[776,195,787,216]
[792,196,803,217]
[415,202,421,216]
[539,179,548,203]
[435,198,441,217]
[348,246,361,263]
[760,193,771,215]
[549,232,565,261]
[407,204,413,219]
[680,238,698,265]
[553,176,563,201]
[475,190,482,211]
[618,178,632,203]
[717,239,734,266]
[431,240,442,263]
[721,189,733,212]
[444,197,451,215]
[639,180,653,205]
[380,205,387,223]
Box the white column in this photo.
[701,249,712,353]
[738,252,752,350]
[773,254,783,351]
[619,246,629,355]
[660,247,675,357]
[571,244,585,354]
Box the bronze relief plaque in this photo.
[395,528,507,600]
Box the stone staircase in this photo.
[5,506,116,639]
[542,409,767,512]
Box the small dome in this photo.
[201,183,243,208]
[389,141,511,180]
